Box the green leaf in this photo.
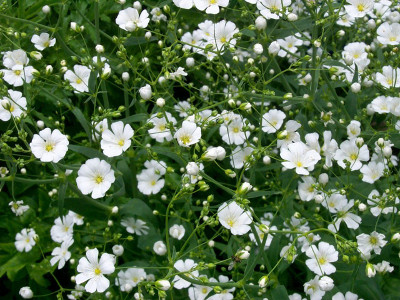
[247,190,281,199]
[120,198,157,224]
[270,285,289,300]
[69,145,107,160]
[120,113,148,123]
[71,107,92,142]
[63,197,111,220]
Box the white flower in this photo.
[156,279,171,291]
[76,158,115,199]
[15,228,37,252]
[116,7,150,31]
[208,275,235,300]
[328,200,361,233]
[305,242,339,275]
[50,215,74,243]
[377,22,400,45]
[376,66,400,89]
[174,120,202,147]
[31,33,56,51]
[268,41,281,56]
[357,231,387,256]
[210,20,239,52]
[169,224,185,240]
[150,7,167,21]
[67,210,84,226]
[332,291,361,300]
[374,261,394,274]
[137,168,165,195]
[153,241,167,255]
[121,217,149,235]
[257,0,291,20]
[280,142,321,175]
[370,96,392,114]
[276,35,303,57]
[217,201,253,235]
[334,140,369,171]
[304,275,325,300]
[64,65,91,93]
[50,237,74,269]
[194,0,229,14]
[19,287,33,299]
[367,189,399,217]
[9,200,29,216]
[2,65,35,87]
[262,109,286,133]
[298,176,317,201]
[188,283,212,300]
[169,67,188,80]
[277,120,301,148]
[219,117,249,145]
[92,119,108,141]
[76,248,115,293]
[101,121,134,157]
[172,259,199,289]
[116,268,147,290]
[173,0,194,9]
[346,120,361,139]
[3,49,29,69]
[30,128,69,163]
[344,0,374,18]
[186,162,199,176]
[148,112,177,142]
[321,192,347,213]
[0,89,27,121]
[360,161,384,184]
[230,146,254,169]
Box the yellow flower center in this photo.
[94,268,101,275]
[159,124,166,131]
[202,287,208,294]
[133,277,138,282]
[151,180,156,186]
[64,226,69,232]
[220,37,227,43]
[288,43,293,48]
[390,36,396,42]
[14,70,21,75]
[296,161,303,167]
[45,143,54,152]
[95,175,103,184]
[9,105,14,112]
[318,257,326,265]
[44,41,50,47]
[13,203,19,209]
[353,54,359,59]
[370,236,377,245]
[387,79,393,85]
[210,0,217,4]
[180,135,191,145]
[232,127,240,133]
[118,139,125,146]
[349,153,358,161]
[357,4,365,12]
[308,187,314,192]
[25,238,30,243]
[76,78,82,84]
[227,219,235,227]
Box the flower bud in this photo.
[287,13,298,21]
[112,244,124,256]
[19,287,33,299]
[139,84,152,100]
[253,43,263,55]
[255,16,267,30]
[263,155,271,165]
[186,57,195,67]
[133,1,142,10]
[95,44,105,53]
[383,146,392,157]
[111,206,119,214]
[351,82,361,93]
[258,275,268,288]
[277,130,287,140]
[358,203,367,211]
[45,65,53,75]
[356,137,364,147]
[236,249,250,260]
[318,173,329,185]
[259,224,270,234]
[155,280,171,291]
[344,53,353,66]
[391,233,400,242]
[315,194,324,203]
[156,97,165,107]
[153,241,167,255]
[318,276,334,291]
[30,51,42,61]
[366,263,376,278]
[122,72,130,81]
[238,182,253,195]
[42,5,51,14]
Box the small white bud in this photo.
[153,241,167,255]
[95,44,104,53]
[253,43,264,55]
[20,168,27,175]
[122,72,130,81]
[19,287,33,299]
[318,276,334,291]
[112,244,124,256]
[318,173,329,185]
[42,5,51,14]
[37,120,45,129]
[255,16,267,30]
[315,194,324,203]
[358,203,367,211]
[208,240,215,247]
[155,280,171,291]
[287,13,298,21]
[133,1,142,10]
[236,250,250,260]
[145,31,152,40]
[186,162,199,176]
[186,57,195,67]
[156,97,165,107]
[351,82,361,93]
[383,146,392,157]
[139,84,152,100]
[111,206,119,214]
